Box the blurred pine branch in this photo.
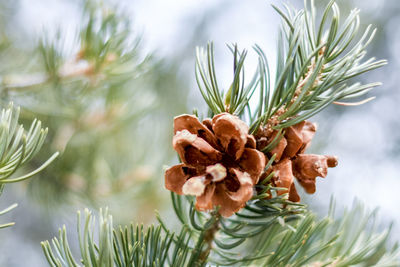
[0,0,190,221]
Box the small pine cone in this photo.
[165,113,266,217]
[256,120,336,202]
[292,154,338,193]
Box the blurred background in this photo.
[0,0,398,265]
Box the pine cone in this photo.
[257,121,337,201]
[292,154,338,194]
[165,113,265,217]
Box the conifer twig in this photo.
[194,212,221,266]
[0,103,58,228]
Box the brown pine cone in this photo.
[257,120,337,202]
[292,154,338,193]
[165,113,265,217]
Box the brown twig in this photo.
[196,212,221,266]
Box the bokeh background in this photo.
[0,0,398,265]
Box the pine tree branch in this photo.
[248,200,400,266]
[1,0,147,93]
[158,190,305,265]
[0,0,163,208]
[190,211,221,266]
[193,0,386,136]
[0,103,59,183]
[41,201,400,266]
[41,208,192,267]
[0,102,58,228]
[36,1,399,266]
